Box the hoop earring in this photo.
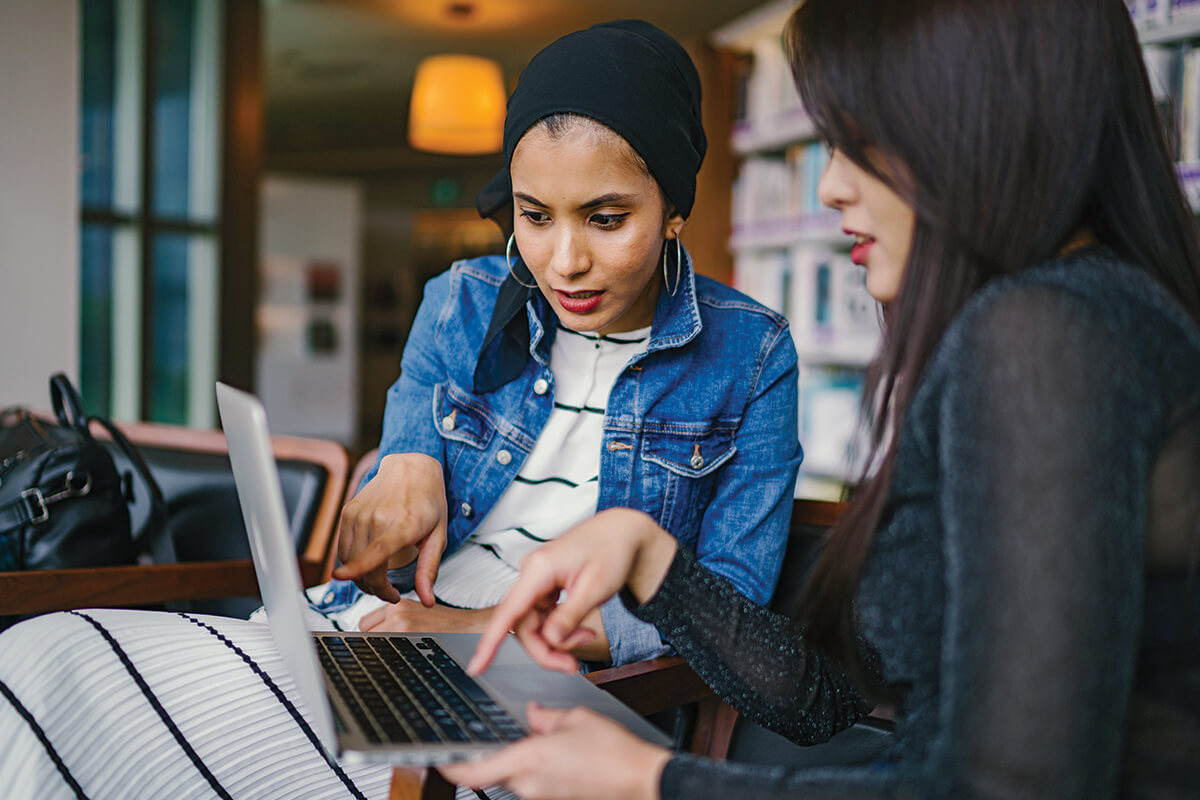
[506,233,537,289]
[662,236,682,297]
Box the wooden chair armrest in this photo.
[0,558,325,617]
[587,655,738,760]
[390,768,455,800]
[584,655,715,716]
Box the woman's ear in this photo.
[665,210,686,241]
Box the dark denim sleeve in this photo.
[598,592,672,666]
[361,271,454,490]
[691,320,802,606]
[604,318,802,666]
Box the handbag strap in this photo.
[0,488,51,535]
[88,415,168,552]
[49,373,91,436]
[0,474,94,535]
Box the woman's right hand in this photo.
[333,452,447,605]
[440,702,669,800]
[468,507,677,675]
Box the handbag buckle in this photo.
[20,488,48,525]
[20,472,92,526]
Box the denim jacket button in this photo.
[496,449,513,465]
[460,502,473,518]
[690,453,705,469]
[533,378,549,395]
[441,414,456,432]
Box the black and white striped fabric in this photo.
[0,327,651,799]
[432,324,651,610]
[0,609,394,799]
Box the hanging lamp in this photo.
[408,54,505,154]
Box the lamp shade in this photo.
[408,54,505,155]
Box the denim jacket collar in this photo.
[532,250,703,359]
[642,248,702,354]
[472,248,701,393]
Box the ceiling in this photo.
[264,0,771,174]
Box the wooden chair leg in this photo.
[388,767,455,800]
[688,697,738,761]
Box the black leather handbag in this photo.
[0,374,164,607]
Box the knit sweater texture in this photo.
[636,246,1200,798]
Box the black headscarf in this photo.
[472,19,706,394]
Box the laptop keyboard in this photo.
[316,635,525,746]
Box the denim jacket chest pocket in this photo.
[433,382,504,530]
[638,421,737,543]
[434,382,496,450]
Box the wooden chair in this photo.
[0,419,348,619]
[390,498,855,799]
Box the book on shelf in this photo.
[733,248,881,363]
[1138,0,1170,25]
[1135,0,1200,26]
[799,366,869,484]
[732,144,830,230]
[1133,39,1200,197]
[1171,0,1200,21]
[787,249,881,361]
[732,246,880,492]
[730,33,812,149]
[1143,44,1180,157]
[733,249,790,316]
[1184,46,1200,163]
[745,37,803,127]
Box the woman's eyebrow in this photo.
[578,193,633,209]
[512,191,636,210]
[513,191,548,207]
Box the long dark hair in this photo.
[787,0,1200,680]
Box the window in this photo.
[80,0,226,426]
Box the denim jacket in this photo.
[366,251,802,665]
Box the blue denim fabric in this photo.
[365,251,802,665]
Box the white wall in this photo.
[0,0,79,407]
[257,175,362,444]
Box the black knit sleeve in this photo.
[629,547,871,745]
[638,262,1199,799]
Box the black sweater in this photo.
[634,247,1200,798]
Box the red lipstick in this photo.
[850,240,873,265]
[556,290,605,314]
[845,229,875,266]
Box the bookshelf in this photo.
[714,2,877,500]
[1135,3,1200,204]
[713,1,1200,501]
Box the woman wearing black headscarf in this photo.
[321,18,801,669]
[0,20,802,799]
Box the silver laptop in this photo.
[214,381,669,766]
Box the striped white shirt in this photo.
[431,323,651,609]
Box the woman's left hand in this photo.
[439,703,669,800]
[359,600,492,633]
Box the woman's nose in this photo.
[817,148,855,210]
[548,230,589,279]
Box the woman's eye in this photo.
[520,209,550,225]
[591,212,629,229]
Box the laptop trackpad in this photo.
[436,633,670,745]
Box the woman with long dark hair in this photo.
[444,1,1200,797]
